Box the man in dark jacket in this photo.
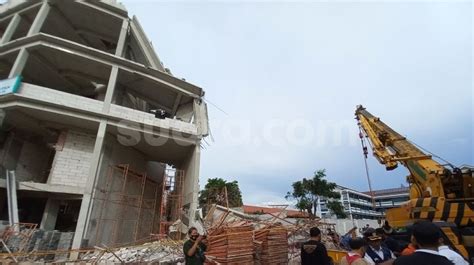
[183,227,207,265]
[301,227,331,265]
[393,221,453,265]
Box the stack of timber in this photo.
[206,222,254,264]
[254,224,288,265]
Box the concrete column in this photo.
[99,18,128,108]
[183,145,201,227]
[27,1,51,36]
[40,198,60,230]
[8,48,29,78]
[102,66,119,112]
[6,171,19,228]
[1,14,21,45]
[72,120,107,249]
[115,19,129,57]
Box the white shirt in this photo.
[438,246,469,265]
[364,246,395,265]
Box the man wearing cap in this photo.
[375,228,402,256]
[363,228,396,265]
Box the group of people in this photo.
[301,221,469,265]
[183,221,469,265]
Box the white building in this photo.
[316,185,409,220]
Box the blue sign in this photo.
[0,76,22,96]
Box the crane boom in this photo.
[355,105,474,262]
[355,105,473,200]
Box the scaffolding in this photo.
[1,223,38,253]
[93,164,185,246]
[158,168,185,239]
[94,164,160,246]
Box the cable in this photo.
[202,97,229,116]
[407,139,457,168]
[358,125,377,214]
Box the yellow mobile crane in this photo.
[355,105,474,261]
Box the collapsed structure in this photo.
[0,0,209,251]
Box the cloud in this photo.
[123,1,472,204]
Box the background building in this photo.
[365,186,410,215]
[316,185,409,220]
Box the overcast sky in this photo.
[122,0,473,206]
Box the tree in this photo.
[199,178,243,210]
[327,200,347,218]
[286,169,347,218]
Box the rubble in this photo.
[79,239,185,264]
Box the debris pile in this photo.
[254,224,288,265]
[79,239,184,264]
[206,222,254,264]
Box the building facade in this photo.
[0,0,209,249]
[366,186,410,215]
[316,185,409,220]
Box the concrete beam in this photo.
[109,119,198,146]
[27,1,51,36]
[1,13,21,45]
[75,0,127,19]
[0,179,85,195]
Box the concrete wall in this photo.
[0,135,23,173]
[15,140,52,182]
[321,218,380,237]
[109,104,197,134]
[18,83,104,113]
[85,136,153,245]
[18,84,198,137]
[48,130,95,188]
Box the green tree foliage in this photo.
[286,169,347,218]
[199,178,243,209]
[327,200,348,218]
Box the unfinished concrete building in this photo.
[0,0,209,250]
